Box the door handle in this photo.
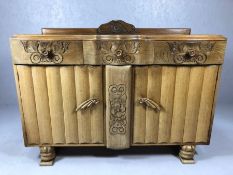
[76,98,99,111]
[138,98,161,112]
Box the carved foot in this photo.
[179,145,196,164]
[40,146,56,166]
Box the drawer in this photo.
[15,65,104,145]
[84,40,225,65]
[11,40,84,65]
[133,65,219,144]
[11,36,226,65]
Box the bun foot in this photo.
[179,145,196,164]
[39,146,56,166]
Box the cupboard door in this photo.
[133,65,219,144]
[75,66,104,144]
[17,65,104,145]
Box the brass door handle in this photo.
[138,98,161,112]
[76,98,99,111]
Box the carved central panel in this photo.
[109,84,127,135]
[97,41,140,64]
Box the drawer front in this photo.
[133,65,219,144]
[11,40,84,65]
[15,65,104,145]
[84,40,225,65]
[11,39,226,65]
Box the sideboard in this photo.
[10,20,227,165]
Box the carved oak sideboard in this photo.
[10,20,227,165]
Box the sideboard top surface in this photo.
[41,28,192,35]
[11,34,226,41]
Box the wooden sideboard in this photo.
[10,20,227,165]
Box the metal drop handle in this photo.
[76,98,99,111]
[138,98,161,112]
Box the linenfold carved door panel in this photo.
[105,65,132,149]
[17,64,219,148]
[16,65,104,145]
[133,65,219,144]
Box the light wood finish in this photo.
[16,66,40,145]
[10,21,227,165]
[40,146,56,166]
[133,67,148,143]
[11,40,84,65]
[11,38,226,65]
[16,65,218,146]
[75,66,104,144]
[170,67,190,142]
[183,67,205,142]
[13,65,28,145]
[46,67,65,144]
[145,67,162,143]
[14,65,104,146]
[179,145,196,164]
[75,66,90,143]
[11,34,226,40]
[195,66,218,142]
[60,67,79,143]
[42,28,191,35]
[207,66,222,143]
[158,67,176,143]
[88,66,104,143]
[133,66,162,143]
[105,66,132,149]
[32,67,53,144]
[133,66,218,144]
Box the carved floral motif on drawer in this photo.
[21,40,69,64]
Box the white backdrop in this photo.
[0,0,233,105]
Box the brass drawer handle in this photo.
[76,98,99,111]
[138,98,161,112]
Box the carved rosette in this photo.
[168,41,215,64]
[97,41,140,64]
[21,40,70,64]
[109,84,127,135]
